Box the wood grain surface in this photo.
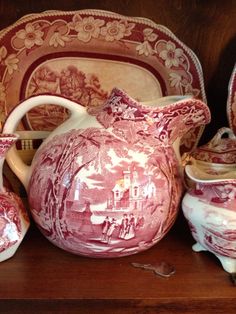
[1,217,236,314]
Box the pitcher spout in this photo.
[98,88,211,166]
[98,88,210,140]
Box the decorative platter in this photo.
[0,9,207,152]
[227,63,236,134]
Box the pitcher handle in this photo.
[2,95,87,189]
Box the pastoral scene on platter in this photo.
[24,58,162,131]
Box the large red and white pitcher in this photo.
[3,88,210,257]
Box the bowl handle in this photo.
[210,127,236,146]
[2,95,87,190]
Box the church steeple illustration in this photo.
[109,168,156,211]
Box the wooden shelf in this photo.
[1,214,236,314]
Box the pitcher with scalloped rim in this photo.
[3,88,210,257]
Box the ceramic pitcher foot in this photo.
[192,242,207,252]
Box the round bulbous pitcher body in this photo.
[29,130,182,257]
[3,88,210,257]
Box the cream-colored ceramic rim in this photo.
[192,158,236,172]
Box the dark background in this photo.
[0,0,235,142]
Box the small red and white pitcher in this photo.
[0,134,29,262]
